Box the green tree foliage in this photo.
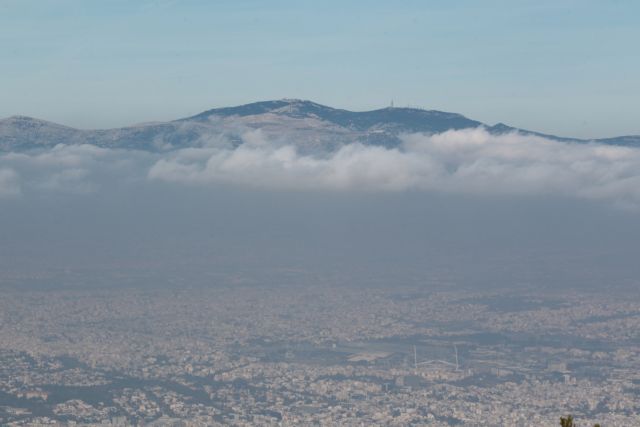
[560,415,601,427]
[560,415,575,427]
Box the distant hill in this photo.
[1,99,639,152]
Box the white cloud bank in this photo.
[148,128,640,208]
[0,144,154,196]
[2,128,640,209]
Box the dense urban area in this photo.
[1,275,639,427]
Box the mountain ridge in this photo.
[1,99,638,152]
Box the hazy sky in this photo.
[1,0,639,138]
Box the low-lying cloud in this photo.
[0,144,154,196]
[148,128,640,208]
[2,128,640,209]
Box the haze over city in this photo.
[1,1,639,426]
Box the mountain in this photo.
[0,116,82,151]
[187,99,482,132]
[1,99,639,152]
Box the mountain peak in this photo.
[280,98,318,105]
[3,115,44,123]
[186,99,339,122]
[1,115,75,130]
[184,99,480,133]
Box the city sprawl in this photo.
[0,281,639,426]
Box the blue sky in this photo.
[1,0,638,138]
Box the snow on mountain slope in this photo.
[1,99,639,152]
